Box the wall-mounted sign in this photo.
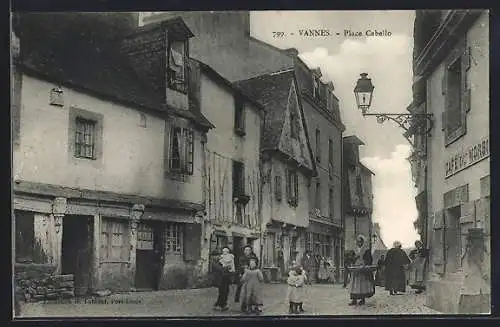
[445,136,489,179]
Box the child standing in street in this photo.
[240,258,264,314]
[286,265,307,314]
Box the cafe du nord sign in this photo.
[445,136,489,179]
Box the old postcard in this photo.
[11,10,490,318]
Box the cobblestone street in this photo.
[19,284,442,317]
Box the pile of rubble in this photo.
[15,263,75,302]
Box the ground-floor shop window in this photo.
[165,223,183,255]
[101,218,129,262]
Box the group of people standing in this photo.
[375,240,429,295]
[212,245,261,313]
[211,237,429,313]
[345,236,429,306]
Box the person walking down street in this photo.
[348,235,375,306]
[301,251,315,285]
[408,240,429,294]
[374,254,386,287]
[343,250,356,288]
[286,265,307,314]
[384,241,411,295]
[235,245,258,304]
[213,247,235,311]
[240,258,264,314]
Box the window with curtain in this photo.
[170,126,194,175]
[167,37,188,93]
[165,223,183,255]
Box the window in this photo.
[234,96,245,135]
[286,169,299,207]
[328,139,334,180]
[169,126,194,174]
[313,76,320,99]
[167,37,188,93]
[329,188,334,218]
[442,40,469,145]
[315,182,321,209]
[101,219,129,262]
[445,59,462,135]
[75,118,97,159]
[275,175,282,202]
[315,129,321,162]
[232,161,245,198]
[318,83,327,105]
[165,223,183,255]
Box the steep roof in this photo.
[234,70,296,150]
[16,13,165,113]
[234,70,316,174]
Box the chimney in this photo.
[284,48,299,57]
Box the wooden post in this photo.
[91,214,101,291]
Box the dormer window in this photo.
[313,76,320,99]
[234,95,245,136]
[167,36,188,93]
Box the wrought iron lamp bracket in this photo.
[362,113,434,147]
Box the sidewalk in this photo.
[18,284,442,317]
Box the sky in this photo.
[251,11,419,248]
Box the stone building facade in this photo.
[236,70,316,280]
[410,10,490,313]
[12,13,214,293]
[188,59,265,274]
[342,136,374,253]
[140,12,346,278]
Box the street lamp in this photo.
[353,73,434,149]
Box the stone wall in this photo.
[15,263,75,302]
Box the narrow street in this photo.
[19,284,441,317]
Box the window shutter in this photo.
[464,88,471,113]
[441,69,448,96]
[294,172,299,203]
[275,175,282,201]
[431,210,445,274]
[183,223,201,263]
[462,46,471,72]
[285,169,291,201]
[441,111,446,131]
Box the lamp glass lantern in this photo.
[354,73,375,114]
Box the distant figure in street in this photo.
[286,264,307,314]
[213,247,235,311]
[235,245,258,306]
[343,250,356,288]
[301,251,315,285]
[348,235,375,306]
[384,241,411,295]
[375,254,386,287]
[240,258,264,314]
[408,240,429,294]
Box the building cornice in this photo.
[302,92,346,132]
[414,10,483,76]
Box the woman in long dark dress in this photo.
[408,240,429,294]
[212,247,234,311]
[384,241,411,295]
[348,235,375,306]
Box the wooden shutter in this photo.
[445,209,460,273]
[459,201,476,265]
[461,45,472,113]
[475,197,490,236]
[285,169,291,202]
[441,111,446,131]
[431,210,445,274]
[183,223,201,263]
[275,175,282,201]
